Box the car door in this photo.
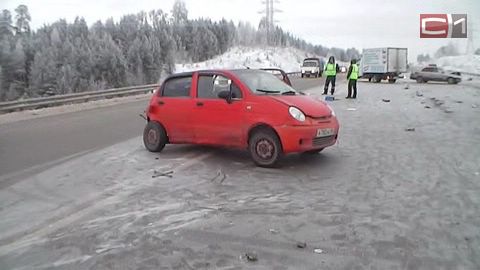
[155,75,195,143]
[192,72,246,147]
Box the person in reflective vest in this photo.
[346,59,359,99]
[323,56,339,95]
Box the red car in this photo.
[143,69,339,167]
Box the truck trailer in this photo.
[359,48,408,83]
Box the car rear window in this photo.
[422,67,437,72]
[162,77,192,97]
[303,61,318,67]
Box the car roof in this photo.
[166,69,267,79]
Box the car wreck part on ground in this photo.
[405,128,416,132]
[245,252,258,262]
[152,170,174,178]
[314,248,324,254]
[382,99,391,103]
[296,242,307,249]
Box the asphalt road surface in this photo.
[0,77,323,183]
[0,77,479,269]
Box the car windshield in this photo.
[303,61,318,67]
[232,70,298,95]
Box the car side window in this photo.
[197,75,243,99]
[162,77,192,97]
[422,67,433,72]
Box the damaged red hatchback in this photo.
[143,69,339,167]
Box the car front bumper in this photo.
[275,117,340,153]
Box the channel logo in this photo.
[420,14,467,38]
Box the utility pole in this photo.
[259,0,281,45]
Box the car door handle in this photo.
[196,102,204,107]
[158,100,165,105]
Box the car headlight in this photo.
[326,104,336,117]
[289,107,306,122]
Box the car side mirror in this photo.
[218,90,232,103]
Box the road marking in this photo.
[0,151,213,255]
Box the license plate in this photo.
[316,128,334,138]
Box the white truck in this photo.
[359,48,408,83]
[301,58,324,78]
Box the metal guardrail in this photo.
[0,72,303,114]
[462,72,480,77]
[0,84,158,114]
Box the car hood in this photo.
[270,95,332,117]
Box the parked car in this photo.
[301,58,323,78]
[410,65,462,84]
[143,69,339,167]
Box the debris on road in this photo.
[455,101,463,104]
[444,109,454,114]
[296,242,307,249]
[211,169,226,183]
[269,229,279,234]
[382,99,391,103]
[405,128,416,132]
[325,96,335,102]
[152,170,173,178]
[314,248,324,254]
[424,105,431,109]
[347,108,357,111]
[416,91,423,97]
[404,84,410,90]
[245,252,258,262]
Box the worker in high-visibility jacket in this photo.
[323,56,339,95]
[346,59,359,99]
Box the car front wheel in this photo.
[143,121,168,152]
[249,129,282,167]
[447,77,456,84]
[416,77,424,83]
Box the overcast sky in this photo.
[1,0,479,62]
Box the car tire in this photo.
[416,77,424,83]
[388,79,396,83]
[143,121,167,152]
[447,77,456,84]
[374,76,382,83]
[249,129,283,167]
[303,148,324,155]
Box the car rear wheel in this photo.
[416,77,424,83]
[249,129,282,167]
[143,121,167,152]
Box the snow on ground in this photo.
[434,54,480,74]
[175,46,317,73]
[1,78,480,269]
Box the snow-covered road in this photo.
[1,77,480,269]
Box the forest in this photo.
[0,1,360,101]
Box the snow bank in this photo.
[175,46,316,73]
[434,55,480,74]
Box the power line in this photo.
[259,0,281,45]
